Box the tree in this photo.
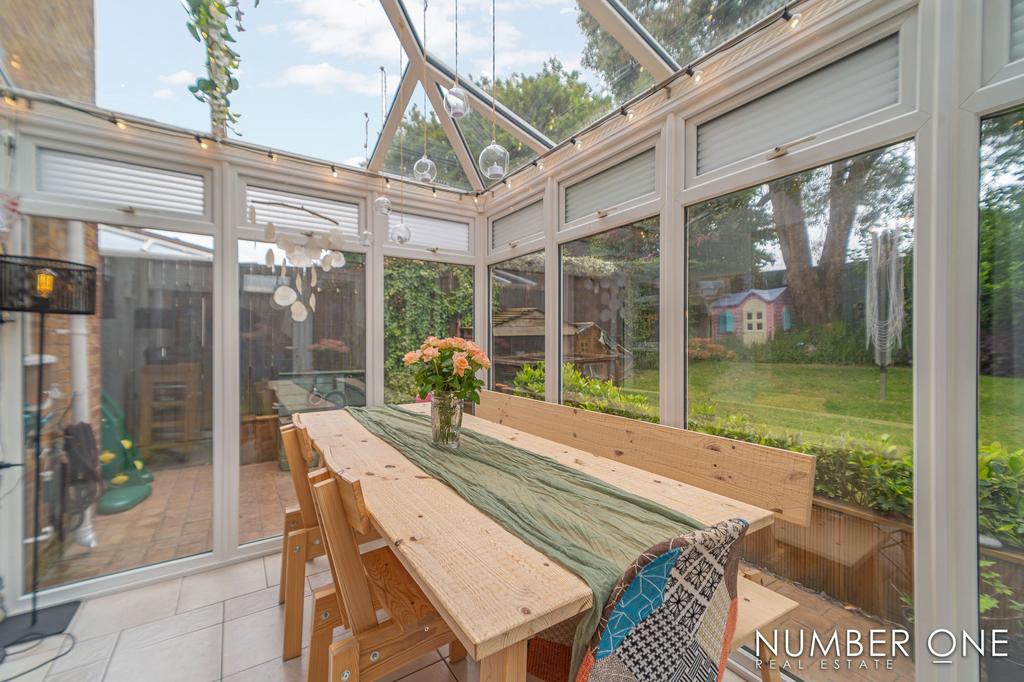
[382,59,611,187]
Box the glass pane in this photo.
[384,82,472,189]
[383,257,474,403]
[490,252,545,399]
[237,242,366,545]
[621,0,786,68]
[420,3,652,148]
[978,107,1024,677]
[686,142,916,678]
[559,218,659,422]
[22,219,213,590]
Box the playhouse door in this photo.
[742,299,769,345]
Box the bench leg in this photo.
[449,639,467,663]
[309,589,344,682]
[758,648,782,682]
[279,509,303,604]
[283,530,307,661]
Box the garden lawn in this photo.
[623,362,1024,452]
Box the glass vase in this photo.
[431,391,463,448]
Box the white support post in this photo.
[658,116,685,428]
[543,177,559,404]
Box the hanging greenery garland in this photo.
[184,0,259,138]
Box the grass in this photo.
[619,362,1024,452]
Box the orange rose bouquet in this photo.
[403,336,491,404]
[404,337,490,447]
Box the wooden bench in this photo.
[475,390,813,681]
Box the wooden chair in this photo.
[306,468,464,682]
[278,422,325,661]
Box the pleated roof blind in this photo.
[492,200,544,250]
[1012,0,1024,62]
[389,212,470,252]
[246,186,360,236]
[696,34,901,174]
[37,148,206,216]
[564,148,656,224]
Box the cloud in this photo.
[285,0,401,62]
[159,69,197,86]
[265,63,381,96]
[151,88,177,100]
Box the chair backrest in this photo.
[281,422,318,529]
[308,470,379,633]
[476,390,816,527]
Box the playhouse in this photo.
[710,287,793,345]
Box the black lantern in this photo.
[0,255,97,650]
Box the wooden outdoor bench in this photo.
[476,390,814,682]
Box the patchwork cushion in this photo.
[556,519,748,682]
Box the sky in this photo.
[95,0,602,168]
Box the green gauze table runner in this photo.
[346,405,705,678]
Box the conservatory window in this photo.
[21,219,214,589]
[387,212,471,253]
[491,200,544,252]
[977,106,1024,677]
[237,242,366,545]
[383,257,474,404]
[563,149,656,225]
[489,252,546,400]
[685,140,916,676]
[559,218,659,422]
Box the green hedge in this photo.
[510,362,658,422]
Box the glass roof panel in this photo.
[383,81,472,190]
[90,0,404,167]
[410,0,653,147]
[620,0,787,68]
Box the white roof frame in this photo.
[366,0,709,190]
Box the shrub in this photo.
[688,338,737,361]
[510,362,658,422]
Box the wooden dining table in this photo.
[294,403,775,681]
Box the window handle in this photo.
[766,134,817,160]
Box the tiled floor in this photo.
[7,549,906,682]
[39,462,294,590]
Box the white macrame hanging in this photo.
[865,226,904,397]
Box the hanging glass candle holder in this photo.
[478,140,509,180]
[443,86,470,120]
[412,155,437,183]
[389,221,412,245]
[373,195,393,215]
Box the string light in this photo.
[331,165,338,178]
[572,137,583,151]
[621,107,635,121]
[111,117,127,130]
[2,93,16,107]
[267,149,277,161]
[194,135,209,150]
[504,178,512,189]
[685,66,704,84]
[533,159,544,171]
[782,6,802,29]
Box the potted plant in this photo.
[403,336,490,448]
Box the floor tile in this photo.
[45,659,106,682]
[264,553,282,587]
[222,596,311,677]
[222,647,309,682]
[0,646,64,682]
[104,623,222,682]
[177,557,266,612]
[68,578,181,639]
[47,632,116,673]
[117,602,223,649]
[225,585,286,621]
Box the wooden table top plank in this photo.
[295,405,774,660]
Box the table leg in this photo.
[479,640,527,682]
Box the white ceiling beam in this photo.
[577,0,678,80]
[427,61,552,155]
[379,0,423,61]
[423,82,485,190]
[368,65,418,172]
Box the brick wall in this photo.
[0,0,95,103]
